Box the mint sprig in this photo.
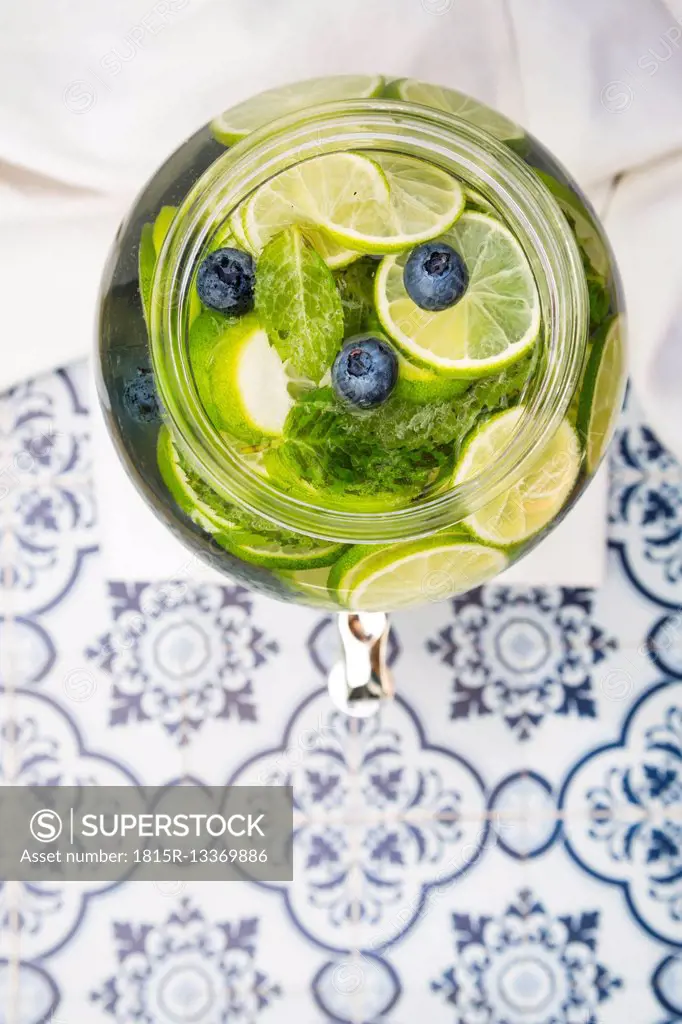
[255,227,344,383]
[275,354,534,498]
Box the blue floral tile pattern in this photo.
[230,689,486,952]
[90,898,282,1021]
[2,359,682,1023]
[654,954,682,1023]
[562,681,682,945]
[432,889,622,1023]
[85,580,278,746]
[427,586,618,739]
[610,396,682,609]
[0,367,97,618]
[0,688,137,961]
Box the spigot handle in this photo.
[327,612,393,717]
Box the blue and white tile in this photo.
[229,688,488,955]
[609,392,682,611]
[654,952,682,1023]
[0,365,97,621]
[0,686,139,963]
[18,553,184,786]
[45,881,329,1023]
[562,678,682,947]
[4,357,682,1024]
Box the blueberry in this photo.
[403,242,468,312]
[332,335,398,409]
[122,367,161,423]
[196,247,255,314]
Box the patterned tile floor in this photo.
[1,362,682,1023]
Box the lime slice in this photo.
[243,152,389,268]
[152,206,177,255]
[211,74,385,145]
[577,314,626,473]
[464,187,496,214]
[375,211,540,377]
[536,171,610,279]
[276,565,334,605]
[139,223,156,326]
[454,408,581,545]
[329,535,507,611]
[395,352,471,402]
[157,426,240,533]
[388,79,524,143]
[209,314,293,442]
[319,153,465,254]
[217,529,345,570]
[228,205,253,251]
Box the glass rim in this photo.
[150,98,589,544]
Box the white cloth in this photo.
[4,0,682,585]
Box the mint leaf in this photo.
[334,257,377,337]
[276,353,534,498]
[255,227,344,383]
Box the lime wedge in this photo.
[329,535,507,611]
[211,74,385,145]
[375,211,540,377]
[577,314,626,473]
[243,152,390,268]
[319,153,465,254]
[216,529,345,570]
[454,408,581,545]
[209,314,293,442]
[388,79,524,143]
[188,310,232,422]
[157,426,240,534]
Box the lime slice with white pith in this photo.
[211,74,385,145]
[228,205,253,251]
[209,314,293,443]
[329,535,507,611]
[464,187,496,214]
[280,565,333,590]
[577,314,626,473]
[242,152,390,269]
[319,153,465,254]
[157,426,240,534]
[454,408,582,545]
[375,211,540,377]
[216,529,345,571]
[388,79,525,143]
[396,352,471,402]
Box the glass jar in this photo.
[97,79,626,615]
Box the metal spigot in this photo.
[327,612,393,717]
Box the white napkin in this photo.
[4,0,682,587]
